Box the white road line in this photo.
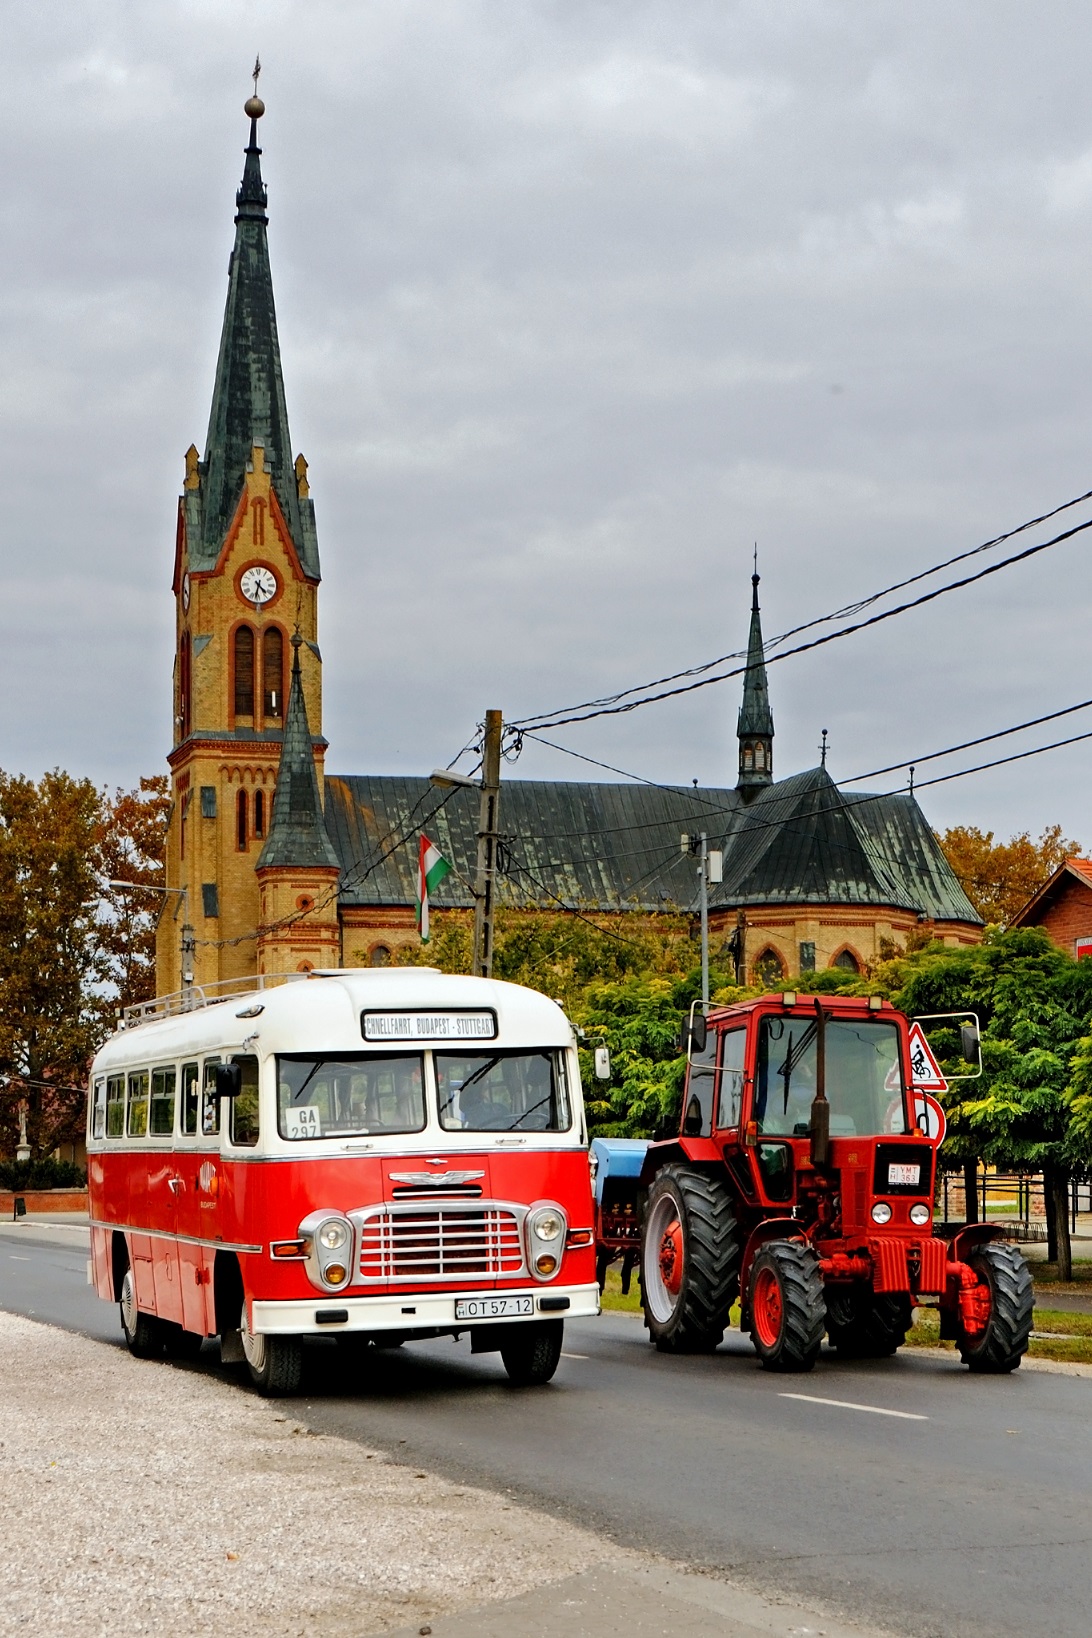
[779,1392,928,1421]
[561,1352,589,1360]
[9,1255,30,1261]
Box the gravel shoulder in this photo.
[0,1309,890,1638]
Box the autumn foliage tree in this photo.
[97,776,171,1011]
[937,823,1079,926]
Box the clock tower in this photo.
[157,90,336,995]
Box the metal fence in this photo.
[937,1169,1092,1239]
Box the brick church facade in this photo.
[156,101,982,1000]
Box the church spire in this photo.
[258,636,340,871]
[736,567,774,797]
[190,84,320,577]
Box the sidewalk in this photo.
[0,1309,886,1638]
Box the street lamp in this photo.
[108,881,193,986]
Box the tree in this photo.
[0,769,107,1159]
[937,823,1080,926]
[97,776,170,1011]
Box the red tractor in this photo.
[592,992,1033,1372]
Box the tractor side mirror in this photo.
[593,1046,611,1081]
[214,1062,243,1099]
[690,1012,708,1055]
[960,1022,980,1063]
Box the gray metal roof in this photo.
[323,767,981,925]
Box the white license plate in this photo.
[455,1295,534,1320]
[888,1162,921,1187]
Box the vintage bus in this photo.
[86,968,599,1394]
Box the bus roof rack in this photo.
[120,971,318,1029]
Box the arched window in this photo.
[753,947,786,987]
[742,744,754,771]
[236,789,248,851]
[831,947,861,973]
[253,788,265,838]
[754,743,766,771]
[369,944,392,968]
[179,632,191,737]
[234,626,255,717]
[263,627,284,718]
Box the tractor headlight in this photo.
[871,1201,893,1225]
[909,1202,932,1227]
[526,1202,568,1281]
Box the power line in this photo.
[512,509,1092,732]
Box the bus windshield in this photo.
[436,1050,571,1132]
[754,1017,906,1138]
[277,1054,426,1139]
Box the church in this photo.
[156,97,981,1000]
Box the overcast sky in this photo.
[3,1,1092,846]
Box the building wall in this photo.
[1023,879,1092,957]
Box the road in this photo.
[4,1226,1090,1638]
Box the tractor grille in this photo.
[355,1205,525,1283]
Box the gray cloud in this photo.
[1,0,1091,845]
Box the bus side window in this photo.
[91,1078,106,1140]
[201,1060,220,1136]
[718,1028,746,1130]
[181,1063,200,1136]
[127,1071,149,1138]
[230,1056,260,1148]
[106,1076,125,1137]
[150,1067,176,1136]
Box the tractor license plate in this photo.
[888,1162,920,1187]
[455,1295,534,1320]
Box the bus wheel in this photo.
[119,1268,163,1360]
[499,1320,563,1386]
[240,1304,303,1397]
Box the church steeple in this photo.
[258,636,340,872]
[185,89,320,577]
[736,569,774,797]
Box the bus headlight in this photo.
[909,1202,932,1227]
[299,1211,355,1291]
[526,1202,567,1281]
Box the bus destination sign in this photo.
[361,1010,497,1043]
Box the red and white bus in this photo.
[87,968,599,1394]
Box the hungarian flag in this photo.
[416,834,452,941]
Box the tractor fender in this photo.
[638,1136,720,1187]
[739,1218,807,1328]
[947,1222,1005,1268]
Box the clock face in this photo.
[182,572,191,612]
[240,565,278,607]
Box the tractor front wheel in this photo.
[641,1165,740,1353]
[826,1291,912,1358]
[747,1241,825,1372]
[957,1242,1033,1373]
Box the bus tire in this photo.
[500,1320,563,1386]
[119,1267,163,1360]
[241,1303,303,1396]
[958,1242,1033,1374]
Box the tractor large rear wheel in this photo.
[641,1165,740,1353]
[826,1291,912,1358]
[748,1241,825,1372]
[957,1242,1033,1373]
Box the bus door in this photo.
[148,1065,185,1327]
[173,1060,220,1336]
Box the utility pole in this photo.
[473,710,503,978]
[681,833,723,1008]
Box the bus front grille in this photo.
[355,1205,525,1282]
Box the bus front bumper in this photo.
[251,1282,601,1336]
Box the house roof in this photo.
[1010,857,1092,927]
[323,766,981,925]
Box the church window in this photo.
[200,785,217,818]
[831,947,861,973]
[236,789,248,850]
[263,627,284,718]
[370,944,392,967]
[754,743,766,771]
[202,883,219,918]
[254,788,265,837]
[742,744,754,772]
[234,626,255,717]
[754,947,786,986]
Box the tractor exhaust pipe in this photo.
[810,998,830,1167]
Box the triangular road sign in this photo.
[907,1021,948,1093]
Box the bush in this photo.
[0,1158,86,1191]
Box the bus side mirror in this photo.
[214,1062,243,1099]
[960,1023,980,1063]
[593,1046,611,1081]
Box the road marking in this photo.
[561,1352,589,1360]
[779,1393,928,1421]
[9,1255,29,1262]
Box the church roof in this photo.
[184,109,320,578]
[258,640,340,871]
[737,573,774,739]
[323,768,981,925]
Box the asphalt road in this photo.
[4,1229,1090,1638]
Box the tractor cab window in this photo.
[684,1029,716,1136]
[717,1028,746,1130]
[754,1016,906,1139]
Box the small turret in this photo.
[737,570,774,797]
